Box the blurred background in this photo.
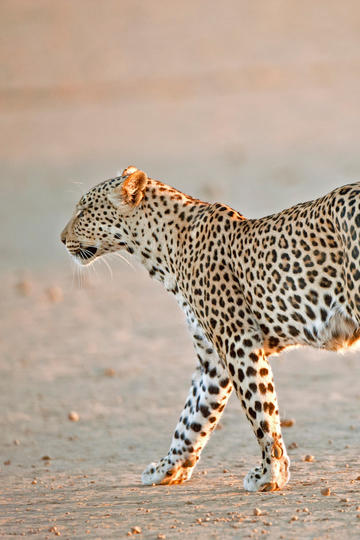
[2,3,360,536]
[2,0,360,271]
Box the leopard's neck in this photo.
[125,179,209,292]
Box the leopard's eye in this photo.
[77,209,85,219]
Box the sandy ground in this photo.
[1,1,360,538]
[1,267,360,539]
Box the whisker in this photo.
[89,259,98,283]
[111,251,135,270]
[78,263,84,289]
[66,180,86,198]
[66,189,82,195]
[67,244,137,285]
[99,256,113,280]
[106,253,132,273]
[71,259,77,289]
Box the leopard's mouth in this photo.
[75,246,98,262]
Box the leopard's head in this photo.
[60,166,148,265]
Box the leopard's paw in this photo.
[244,454,290,492]
[141,459,195,486]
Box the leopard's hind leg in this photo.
[227,330,290,492]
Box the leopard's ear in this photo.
[109,168,148,208]
[122,169,148,207]
[121,165,138,177]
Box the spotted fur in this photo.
[61,166,360,491]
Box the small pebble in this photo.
[290,516,298,522]
[253,508,262,516]
[280,418,295,428]
[104,368,116,377]
[68,411,80,422]
[13,439,20,446]
[157,535,166,539]
[304,455,315,462]
[31,479,37,485]
[46,286,63,303]
[16,280,32,296]
[321,487,331,496]
[223,469,229,473]
[288,442,298,449]
[131,526,142,534]
[4,460,11,466]
[41,455,51,461]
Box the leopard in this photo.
[61,165,360,492]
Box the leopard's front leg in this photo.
[142,334,232,485]
[228,332,290,492]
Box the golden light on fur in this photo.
[121,170,148,207]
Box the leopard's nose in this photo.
[60,229,67,245]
